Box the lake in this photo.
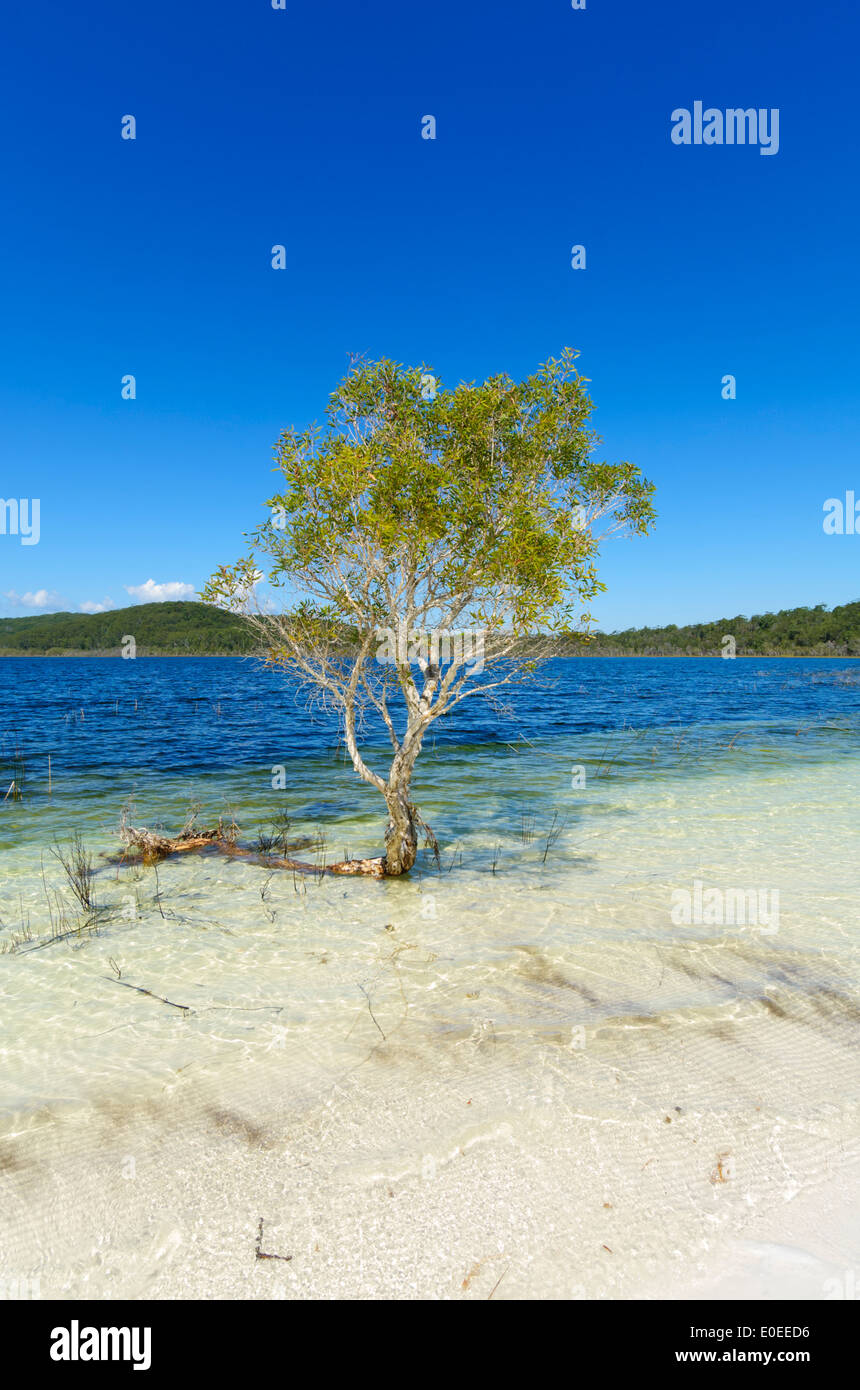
[1,656,858,1298]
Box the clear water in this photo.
[0,657,858,1298]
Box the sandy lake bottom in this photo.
[1,660,858,1298]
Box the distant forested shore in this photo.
[562,599,860,657]
[0,599,857,658]
[0,602,253,656]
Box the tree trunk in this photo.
[383,786,418,876]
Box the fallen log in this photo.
[119,820,227,865]
[118,813,386,877]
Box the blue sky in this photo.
[1,0,858,630]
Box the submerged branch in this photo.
[119,808,242,865]
[103,975,195,1015]
[118,813,387,878]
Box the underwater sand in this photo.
[0,660,858,1298]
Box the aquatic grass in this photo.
[541,811,566,864]
[8,850,106,955]
[0,731,26,801]
[50,833,97,916]
[0,897,34,954]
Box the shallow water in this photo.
[0,657,858,1297]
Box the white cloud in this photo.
[80,597,116,614]
[4,588,61,609]
[124,579,196,603]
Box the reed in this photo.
[541,810,566,864]
[0,733,26,801]
[49,833,97,916]
[0,899,34,954]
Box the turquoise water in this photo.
[1,656,857,1111]
[0,657,858,1298]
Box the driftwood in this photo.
[321,855,385,878]
[118,812,386,877]
[119,817,231,865]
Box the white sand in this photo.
[2,951,857,1301]
[2,745,858,1299]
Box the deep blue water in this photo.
[0,656,857,778]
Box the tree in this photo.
[202,350,656,876]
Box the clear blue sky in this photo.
[1,0,858,629]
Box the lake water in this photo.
[1,656,858,1298]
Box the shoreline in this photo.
[1,661,856,1301]
[1,651,859,660]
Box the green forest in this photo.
[579,600,860,656]
[0,599,857,657]
[0,601,254,654]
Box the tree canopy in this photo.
[205,349,655,641]
[203,351,657,874]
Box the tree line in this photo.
[0,601,254,654]
[0,599,857,658]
